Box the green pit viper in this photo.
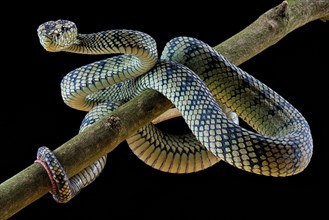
[35,19,313,203]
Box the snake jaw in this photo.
[37,19,78,52]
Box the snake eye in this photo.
[52,32,60,40]
[38,19,78,51]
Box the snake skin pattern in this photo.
[35,147,76,202]
[36,19,313,203]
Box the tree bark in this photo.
[154,0,329,123]
[214,0,329,66]
[0,0,328,219]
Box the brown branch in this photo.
[154,0,329,124]
[214,0,329,65]
[0,90,172,220]
[0,0,328,219]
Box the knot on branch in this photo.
[267,1,289,31]
[106,116,121,130]
[275,1,289,18]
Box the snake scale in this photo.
[35,19,313,203]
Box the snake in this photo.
[35,19,313,203]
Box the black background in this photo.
[1,1,328,219]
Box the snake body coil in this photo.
[36,20,313,203]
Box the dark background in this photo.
[1,1,328,219]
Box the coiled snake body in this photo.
[36,20,313,203]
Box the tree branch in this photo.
[0,90,172,220]
[214,0,329,66]
[154,0,329,123]
[0,0,328,219]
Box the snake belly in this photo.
[37,20,313,201]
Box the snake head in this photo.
[37,19,78,52]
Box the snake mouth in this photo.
[38,35,63,52]
[37,20,77,52]
[44,44,59,52]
